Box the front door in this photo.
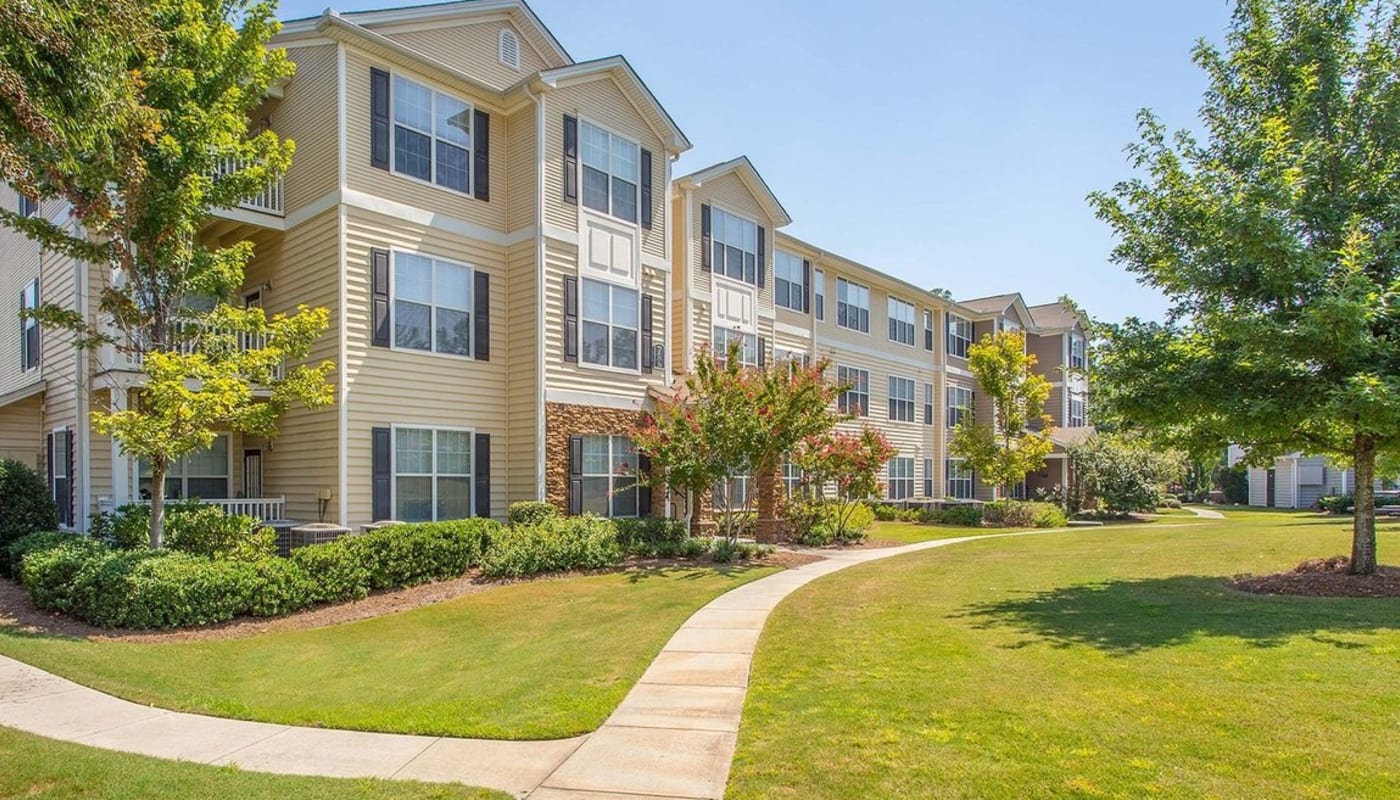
[243,449,263,499]
[1266,468,1276,508]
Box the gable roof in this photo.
[536,57,691,152]
[674,156,792,227]
[957,293,1021,315]
[1027,301,1088,332]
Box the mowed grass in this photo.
[0,725,507,799]
[730,511,1400,799]
[867,521,1027,544]
[0,565,774,740]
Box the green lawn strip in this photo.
[730,512,1400,799]
[867,521,1025,544]
[0,725,507,800]
[0,565,775,740]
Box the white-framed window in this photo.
[581,434,639,517]
[813,269,825,321]
[1070,334,1086,370]
[888,376,915,422]
[775,250,805,311]
[1069,393,1087,427]
[394,427,472,522]
[393,251,472,356]
[888,297,915,346]
[947,458,974,500]
[948,314,972,358]
[1000,317,1021,334]
[947,386,974,429]
[140,435,230,500]
[923,310,934,350]
[710,207,759,285]
[888,457,914,500]
[20,278,39,371]
[924,382,934,426]
[837,366,869,416]
[582,278,639,369]
[50,427,71,526]
[923,458,934,498]
[18,194,37,217]
[713,473,752,512]
[713,326,757,367]
[392,74,473,194]
[581,120,640,223]
[837,278,870,333]
[782,460,803,497]
[498,28,521,70]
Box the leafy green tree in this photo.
[1088,0,1400,573]
[949,330,1055,495]
[791,425,896,537]
[1069,434,1181,514]
[0,0,334,547]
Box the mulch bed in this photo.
[1230,556,1400,598]
[0,550,822,645]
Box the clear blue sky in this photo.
[278,0,1235,323]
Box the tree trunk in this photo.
[149,459,167,549]
[1350,435,1378,575]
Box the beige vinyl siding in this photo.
[505,240,539,503]
[1248,467,1269,506]
[343,48,508,234]
[39,246,79,435]
[504,106,537,234]
[86,392,112,517]
[542,238,669,401]
[0,393,41,467]
[668,192,689,374]
[344,206,509,525]
[1027,332,1062,376]
[241,208,341,523]
[279,45,340,215]
[384,20,548,92]
[542,78,667,261]
[686,173,774,307]
[1046,385,1066,428]
[0,184,45,396]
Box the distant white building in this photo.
[1227,446,1375,509]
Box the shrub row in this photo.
[0,460,59,573]
[983,500,1068,529]
[480,516,623,578]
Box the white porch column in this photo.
[109,387,130,506]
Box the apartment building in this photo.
[0,0,1090,533]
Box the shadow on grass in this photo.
[623,563,763,583]
[955,575,1400,655]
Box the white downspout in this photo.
[530,84,548,501]
[335,42,349,526]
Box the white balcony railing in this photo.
[97,319,285,381]
[211,155,283,216]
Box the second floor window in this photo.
[711,207,758,284]
[1070,334,1086,369]
[924,382,934,426]
[814,269,826,321]
[394,252,472,356]
[948,314,972,358]
[1069,393,1087,427]
[581,120,639,223]
[837,278,870,333]
[393,75,472,193]
[20,278,39,371]
[888,376,915,422]
[837,366,869,416]
[582,278,639,369]
[888,297,915,346]
[888,457,913,500]
[923,310,934,351]
[775,251,806,311]
[947,386,974,429]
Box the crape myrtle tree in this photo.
[949,330,1055,496]
[1088,0,1400,574]
[631,341,846,544]
[0,0,335,548]
[791,425,897,537]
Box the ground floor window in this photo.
[947,458,974,500]
[713,473,752,512]
[888,457,914,500]
[395,427,472,522]
[581,434,639,517]
[782,460,803,497]
[140,435,230,500]
[924,458,934,498]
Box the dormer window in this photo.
[498,29,520,71]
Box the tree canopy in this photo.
[948,330,1055,495]
[1089,0,1400,573]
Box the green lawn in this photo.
[0,565,774,740]
[0,726,506,799]
[867,521,1024,544]
[730,511,1400,799]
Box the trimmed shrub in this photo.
[19,537,108,613]
[479,515,623,578]
[5,530,80,578]
[1316,494,1351,514]
[88,503,151,549]
[290,542,372,603]
[614,516,695,558]
[508,501,559,527]
[896,508,922,522]
[345,519,499,589]
[164,504,269,561]
[984,500,1067,528]
[0,459,59,568]
[936,504,984,527]
[832,502,875,542]
[872,503,897,522]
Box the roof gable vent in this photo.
[499,28,521,71]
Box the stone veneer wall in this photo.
[544,402,665,516]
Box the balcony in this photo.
[207,155,285,232]
[96,319,285,385]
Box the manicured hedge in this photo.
[0,460,59,571]
[479,516,622,578]
[983,500,1068,529]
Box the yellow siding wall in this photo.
[384,20,549,92]
[504,106,537,234]
[0,393,41,467]
[505,239,538,503]
[280,45,340,214]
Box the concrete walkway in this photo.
[1,531,1045,799]
[1185,505,1226,520]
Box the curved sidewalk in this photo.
[1,530,1062,799]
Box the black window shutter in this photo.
[371,248,391,348]
[473,271,490,361]
[563,115,578,203]
[370,68,390,170]
[802,259,812,314]
[700,204,712,272]
[925,312,934,351]
[640,294,654,373]
[18,290,24,372]
[66,430,74,527]
[563,276,579,363]
[640,149,654,229]
[567,436,583,515]
[28,280,39,370]
[474,433,491,518]
[372,427,391,521]
[637,452,652,516]
[473,109,490,201]
[758,336,767,368]
[757,226,766,288]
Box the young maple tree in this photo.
[949,330,1055,496]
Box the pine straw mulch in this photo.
[1230,556,1400,598]
[0,549,824,644]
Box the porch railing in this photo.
[136,496,288,523]
[211,154,284,216]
